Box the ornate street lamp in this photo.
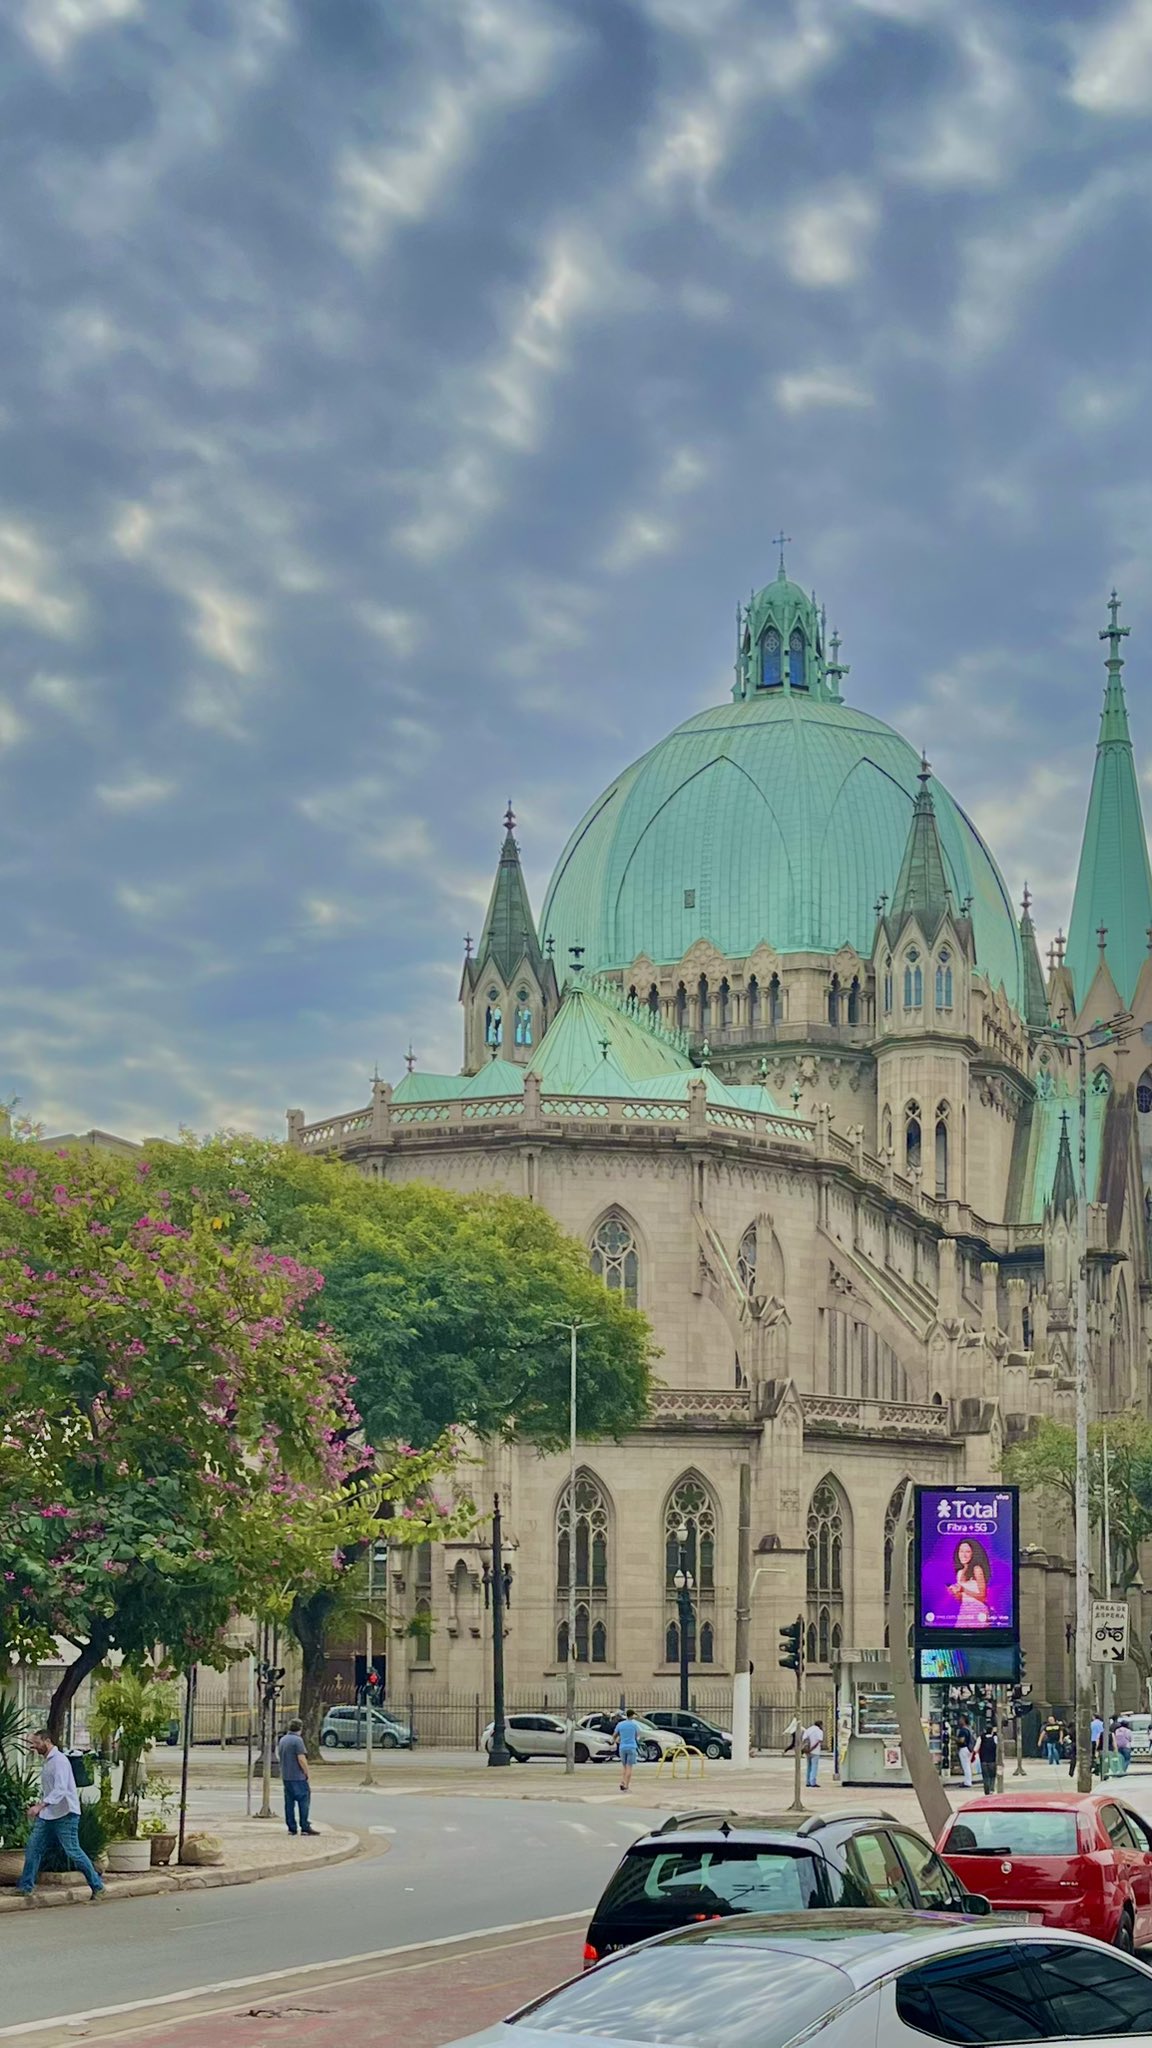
[673,1522,695,1712]
[483,1494,514,1767]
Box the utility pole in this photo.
[733,1464,752,1769]
[486,1494,512,1767]
[362,1540,376,1788]
[1075,1034,1093,1792]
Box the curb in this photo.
[0,1830,363,1912]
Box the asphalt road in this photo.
[0,1788,660,2030]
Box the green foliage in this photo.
[0,1692,38,1851]
[1005,1414,1152,1598]
[91,1668,180,1807]
[143,1135,654,1451]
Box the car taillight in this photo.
[583,1943,599,1968]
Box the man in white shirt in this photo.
[18,1732,104,1901]
[801,1720,824,1788]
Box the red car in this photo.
[937,1790,1152,1951]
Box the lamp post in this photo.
[483,1494,513,1767]
[673,1523,695,1712]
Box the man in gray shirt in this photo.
[276,1719,316,1835]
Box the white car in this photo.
[481,1713,616,1764]
[440,1910,1152,2048]
[577,1712,684,1761]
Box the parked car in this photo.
[1126,1713,1152,1759]
[938,1790,1152,1949]
[645,1709,732,1760]
[577,1712,682,1762]
[443,1913,1152,2048]
[320,1705,417,1749]
[481,1713,616,1764]
[583,1808,990,1962]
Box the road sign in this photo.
[1092,1600,1129,1662]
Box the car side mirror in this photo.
[962,1892,992,1916]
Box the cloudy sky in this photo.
[3,0,1152,1138]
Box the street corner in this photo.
[0,1821,363,1914]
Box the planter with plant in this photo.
[90,1668,179,1837]
[0,1694,39,1883]
[139,1773,177,1865]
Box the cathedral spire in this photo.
[474,801,544,982]
[1066,591,1152,1010]
[886,755,954,937]
[1048,1110,1077,1223]
[1018,883,1050,1032]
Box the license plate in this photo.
[991,1911,1043,1926]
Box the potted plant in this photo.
[0,1694,39,1884]
[140,1774,177,1866]
[102,1799,151,1873]
[90,1667,179,1825]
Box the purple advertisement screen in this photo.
[916,1487,1017,1636]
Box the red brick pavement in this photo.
[28,1928,584,2048]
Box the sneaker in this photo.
[90,1888,105,1902]
[301,1827,318,1836]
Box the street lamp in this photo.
[673,1523,695,1712]
[483,1494,514,1767]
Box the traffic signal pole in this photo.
[779,1616,804,1811]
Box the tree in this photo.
[139,1136,654,1736]
[90,1667,179,1811]
[1005,1415,1152,1669]
[0,1144,390,1737]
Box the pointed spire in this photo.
[1049,1110,1077,1222]
[1018,882,1049,1031]
[474,801,544,982]
[1067,591,1152,1008]
[887,754,954,936]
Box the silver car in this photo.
[319,1705,415,1749]
[439,1910,1152,2047]
[481,1713,616,1764]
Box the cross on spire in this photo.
[1097,921,1109,952]
[773,530,792,578]
[1022,883,1032,918]
[1054,929,1066,965]
[404,1045,416,1074]
[463,931,473,959]
[503,799,516,834]
[918,751,931,786]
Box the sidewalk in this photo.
[0,1815,362,1914]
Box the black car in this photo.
[646,1709,732,1760]
[584,1808,991,1963]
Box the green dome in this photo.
[541,691,1024,1005]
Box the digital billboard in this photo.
[914,1485,1019,1647]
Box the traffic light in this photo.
[779,1617,803,1676]
[258,1662,285,1705]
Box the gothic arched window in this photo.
[666,1621,680,1663]
[556,1472,611,1667]
[664,1476,716,1664]
[789,627,806,690]
[935,1105,949,1199]
[698,975,710,1034]
[847,975,861,1025]
[590,1213,639,1307]
[882,1105,893,1154]
[761,626,782,688]
[768,973,782,1023]
[514,988,533,1046]
[828,974,840,1026]
[412,1598,432,1664]
[700,1621,714,1664]
[903,948,923,1009]
[747,975,760,1027]
[806,1477,847,1663]
[647,983,660,1017]
[905,1103,922,1174]
[718,978,731,1028]
[485,990,503,1046]
[935,949,953,1011]
[675,983,688,1030]
[883,957,893,1013]
[592,1619,607,1663]
[737,1224,757,1298]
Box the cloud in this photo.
[780,183,879,287]
[892,18,1026,189]
[19,0,140,66]
[1069,0,1152,113]
[775,369,875,413]
[26,672,91,722]
[96,773,177,811]
[950,168,1139,361]
[188,583,261,675]
[0,520,82,636]
[357,606,424,657]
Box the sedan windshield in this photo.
[944,1812,1078,1857]
[511,1943,852,2046]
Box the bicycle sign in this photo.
[1091,1600,1129,1662]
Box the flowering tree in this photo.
[0,1146,423,1738]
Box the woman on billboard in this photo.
[946,1538,991,1627]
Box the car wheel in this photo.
[574,1743,590,1764]
[704,1741,722,1760]
[381,1731,398,1749]
[321,1732,340,1748]
[1116,1907,1136,1954]
[642,1741,660,1763]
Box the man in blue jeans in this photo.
[277,1718,317,1834]
[19,1731,104,1902]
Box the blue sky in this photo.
[3,0,1152,1138]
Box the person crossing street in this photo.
[18,1732,104,1903]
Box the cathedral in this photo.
[291,560,1152,1717]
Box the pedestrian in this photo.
[1041,1714,1061,1766]
[956,1716,975,1790]
[978,1723,998,1796]
[276,1717,317,1836]
[1114,1717,1132,1775]
[18,1731,104,1903]
[614,1708,641,1791]
[801,1719,824,1789]
[1091,1712,1104,1776]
